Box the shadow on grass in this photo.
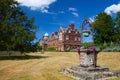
[0,55,49,60]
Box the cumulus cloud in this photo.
[104,3,120,15]
[72,12,79,17]
[16,0,56,13]
[69,7,77,11]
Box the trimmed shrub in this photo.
[48,47,58,51]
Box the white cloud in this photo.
[72,12,79,17]
[104,3,120,15]
[69,7,77,11]
[68,7,79,17]
[16,0,56,13]
[59,11,65,14]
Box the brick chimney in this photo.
[69,24,74,30]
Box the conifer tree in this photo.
[0,0,37,52]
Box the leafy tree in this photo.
[113,12,120,44]
[93,12,115,45]
[0,0,37,52]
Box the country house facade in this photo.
[39,24,81,51]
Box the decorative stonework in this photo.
[80,51,94,67]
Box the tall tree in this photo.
[0,0,37,52]
[114,12,120,44]
[93,12,115,45]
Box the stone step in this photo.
[62,67,119,80]
[62,68,92,80]
[71,66,109,72]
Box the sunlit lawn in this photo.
[0,52,120,80]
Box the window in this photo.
[75,31,78,34]
[68,30,71,33]
[59,33,62,40]
[66,35,69,40]
[78,37,80,41]
[75,37,77,41]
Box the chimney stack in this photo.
[69,24,74,30]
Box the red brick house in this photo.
[48,24,81,51]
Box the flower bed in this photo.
[76,43,95,55]
[76,43,99,67]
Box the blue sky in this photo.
[16,0,120,42]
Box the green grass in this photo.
[0,52,120,80]
[109,77,120,80]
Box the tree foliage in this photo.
[114,12,120,43]
[93,12,120,45]
[93,12,115,45]
[0,0,38,52]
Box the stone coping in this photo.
[71,66,109,72]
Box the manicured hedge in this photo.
[48,47,58,51]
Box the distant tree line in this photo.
[0,0,39,53]
[93,12,120,46]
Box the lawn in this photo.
[0,52,120,80]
